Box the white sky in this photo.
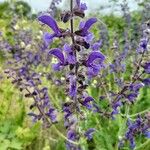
[0,0,139,14]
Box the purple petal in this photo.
[69,75,77,98]
[143,62,150,74]
[43,32,55,45]
[76,18,97,37]
[52,62,62,71]
[92,40,103,51]
[49,48,65,64]
[67,53,76,64]
[83,18,97,31]
[127,93,138,102]
[79,21,85,29]
[47,108,57,123]
[84,33,94,43]
[84,128,95,140]
[64,44,76,64]
[143,78,150,86]
[84,96,94,103]
[82,96,94,109]
[64,44,72,53]
[86,51,105,67]
[80,3,87,11]
[38,15,60,34]
[76,0,80,7]
[144,131,150,138]
[67,129,76,141]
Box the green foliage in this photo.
[0,0,32,19]
[14,1,32,17]
[0,70,41,150]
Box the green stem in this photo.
[120,108,150,118]
[129,108,150,117]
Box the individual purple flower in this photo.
[28,113,42,122]
[69,75,77,98]
[84,128,95,140]
[127,93,138,102]
[38,15,61,41]
[144,131,150,138]
[49,48,65,71]
[76,0,87,11]
[43,32,53,45]
[111,101,122,118]
[33,54,41,66]
[63,103,72,120]
[92,40,102,51]
[137,38,148,53]
[64,44,76,64]
[142,78,150,86]
[66,129,80,150]
[75,18,97,37]
[46,108,57,123]
[82,96,94,110]
[67,129,77,141]
[143,62,150,74]
[93,103,101,113]
[86,51,105,78]
[129,83,144,93]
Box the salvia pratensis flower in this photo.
[143,62,150,74]
[81,96,94,110]
[38,15,68,42]
[49,48,65,71]
[142,78,150,86]
[73,0,87,19]
[75,18,97,37]
[84,128,95,140]
[86,51,105,78]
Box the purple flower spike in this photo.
[84,128,95,140]
[49,48,65,64]
[38,15,60,34]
